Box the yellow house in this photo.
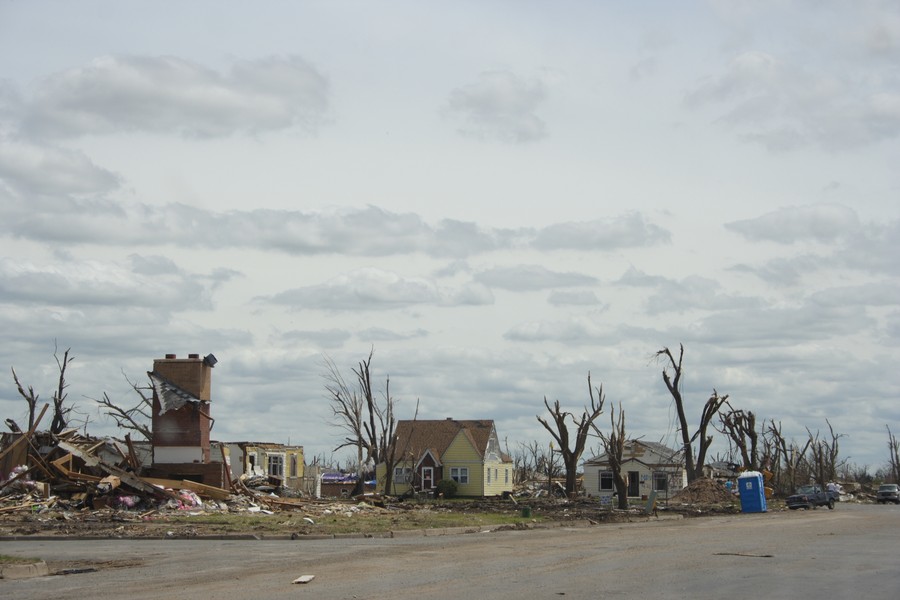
[222,442,304,491]
[377,419,513,497]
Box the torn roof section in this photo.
[148,371,201,415]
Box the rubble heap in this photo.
[669,478,736,504]
[0,405,323,531]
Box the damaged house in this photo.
[222,442,304,492]
[582,440,686,503]
[143,353,226,487]
[377,419,514,497]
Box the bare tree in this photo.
[91,372,153,441]
[887,425,900,484]
[11,344,74,435]
[513,440,552,486]
[323,349,399,494]
[593,402,629,509]
[715,400,759,471]
[805,419,845,488]
[537,373,605,498]
[765,419,811,495]
[655,344,728,483]
[11,367,39,431]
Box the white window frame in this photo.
[267,454,284,477]
[653,471,668,492]
[421,466,434,489]
[600,471,614,491]
[450,467,469,484]
[393,467,411,483]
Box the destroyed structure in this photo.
[582,440,687,503]
[222,442,305,492]
[146,353,224,486]
[0,352,315,518]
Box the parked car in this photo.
[876,483,900,504]
[785,484,837,510]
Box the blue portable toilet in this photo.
[738,471,767,513]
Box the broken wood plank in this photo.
[139,477,232,501]
[220,443,233,490]
[124,434,139,471]
[55,440,179,500]
[0,404,49,463]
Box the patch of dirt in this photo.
[670,478,736,504]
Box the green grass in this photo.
[162,505,536,536]
[0,555,42,564]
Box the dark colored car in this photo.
[876,483,900,504]
[786,484,836,510]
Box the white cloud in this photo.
[532,213,671,250]
[547,290,602,306]
[258,267,491,311]
[444,71,549,143]
[475,264,597,291]
[0,255,214,309]
[725,204,861,244]
[20,55,329,139]
[0,138,120,196]
[642,275,762,315]
[0,2,897,470]
[686,47,900,150]
[504,316,615,344]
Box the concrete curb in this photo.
[0,560,49,580]
[0,515,684,544]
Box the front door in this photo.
[422,467,434,490]
[628,471,640,497]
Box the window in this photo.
[450,467,469,484]
[653,472,668,492]
[600,471,614,491]
[290,455,298,478]
[487,468,491,483]
[505,469,509,484]
[393,467,411,483]
[268,455,284,477]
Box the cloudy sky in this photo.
[1,1,898,472]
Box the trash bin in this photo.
[521,506,532,518]
[737,471,767,513]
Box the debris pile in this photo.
[669,478,736,504]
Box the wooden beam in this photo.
[140,477,232,501]
[56,440,178,500]
[0,403,49,463]
[220,443,233,490]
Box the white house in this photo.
[582,440,686,503]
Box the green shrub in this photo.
[435,479,458,498]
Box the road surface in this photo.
[2,502,898,599]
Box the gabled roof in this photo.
[393,419,495,462]
[584,439,683,466]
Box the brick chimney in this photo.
[150,353,214,464]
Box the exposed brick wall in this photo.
[153,355,211,400]
[151,354,213,463]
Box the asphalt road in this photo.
[2,502,898,599]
